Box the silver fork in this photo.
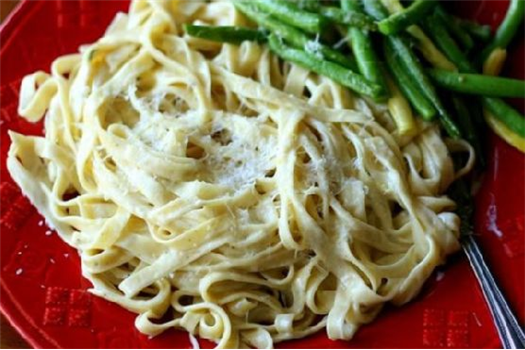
[462,235,525,349]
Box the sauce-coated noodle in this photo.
[8,1,473,348]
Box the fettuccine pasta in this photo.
[7,0,474,348]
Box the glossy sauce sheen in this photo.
[0,0,523,348]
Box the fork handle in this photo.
[462,235,525,349]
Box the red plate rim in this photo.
[0,1,523,349]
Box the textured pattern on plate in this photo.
[0,0,523,348]
[422,309,471,348]
[43,288,92,327]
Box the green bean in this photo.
[345,30,388,100]
[386,37,461,137]
[384,40,436,120]
[483,97,525,137]
[447,177,474,235]
[297,0,321,12]
[421,14,474,72]
[451,97,485,166]
[468,97,488,133]
[379,0,457,70]
[362,0,460,137]
[319,6,377,31]
[435,7,474,50]
[184,25,266,44]
[481,0,525,60]
[427,68,525,98]
[234,1,357,69]
[378,0,438,35]
[341,0,388,100]
[342,0,362,12]
[361,0,389,21]
[267,34,383,98]
[421,11,525,139]
[246,0,327,34]
[458,19,492,42]
[234,1,305,47]
[435,113,463,140]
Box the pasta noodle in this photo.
[7,0,474,348]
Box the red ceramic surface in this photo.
[0,1,523,348]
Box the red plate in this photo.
[1,1,523,348]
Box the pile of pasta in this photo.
[8,0,473,348]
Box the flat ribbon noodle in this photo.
[7,0,474,348]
